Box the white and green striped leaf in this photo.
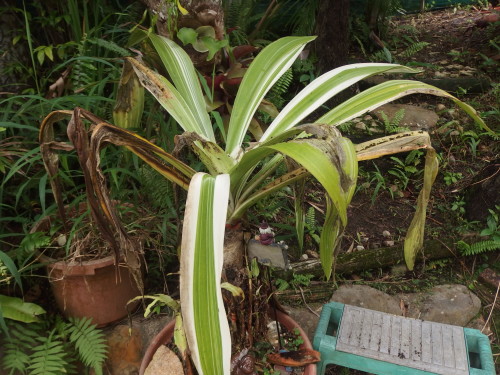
[225,36,315,158]
[180,173,231,375]
[316,80,490,132]
[149,34,215,141]
[261,64,419,142]
[125,57,209,138]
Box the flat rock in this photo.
[285,305,322,342]
[330,285,402,316]
[417,284,481,326]
[371,103,439,131]
[144,345,183,375]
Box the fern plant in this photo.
[399,41,430,59]
[379,108,409,134]
[2,317,108,375]
[457,240,500,256]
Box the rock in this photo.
[356,245,365,251]
[371,103,439,131]
[382,230,391,238]
[435,103,446,111]
[286,305,322,342]
[383,240,395,247]
[300,253,309,261]
[137,315,173,356]
[355,122,366,130]
[434,71,447,78]
[144,345,183,375]
[305,250,319,259]
[105,325,143,375]
[368,127,384,134]
[330,285,402,316]
[417,284,481,326]
[363,115,373,121]
[478,268,500,289]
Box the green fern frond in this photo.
[380,108,409,133]
[457,240,500,256]
[28,333,68,375]
[87,38,130,57]
[139,166,175,209]
[3,339,31,374]
[305,206,316,229]
[2,322,39,372]
[267,68,293,109]
[400,41,430,58]
[67,317,108,375]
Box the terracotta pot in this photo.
[32,206,142,327]
[140,309,316,375]
[42,253,141,327]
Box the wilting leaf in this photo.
[404,148,438,270]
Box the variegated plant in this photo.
[41,35,489,375]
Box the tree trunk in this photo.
[314,0,350,73]
[314,0,351,109]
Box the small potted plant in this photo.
[33,110,145,326]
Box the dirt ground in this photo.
[322,5,500,374]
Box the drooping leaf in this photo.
[355,131,431,161]
[317,80,491,133]
[404,148,439,270]
[319,195,342,281]
[265,125,357,226]
[262,64,419,142]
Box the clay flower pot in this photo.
[32,206,142,327]
[140,309,317,375]
[41,253,141,327]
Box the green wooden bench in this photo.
[313,302,495,375]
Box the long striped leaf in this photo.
[261,64,419,142]
[226,36,315,158]
[149,34,215,141]
[126,57,210,138]
[316,80,490,132]
[180,173,231,375]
